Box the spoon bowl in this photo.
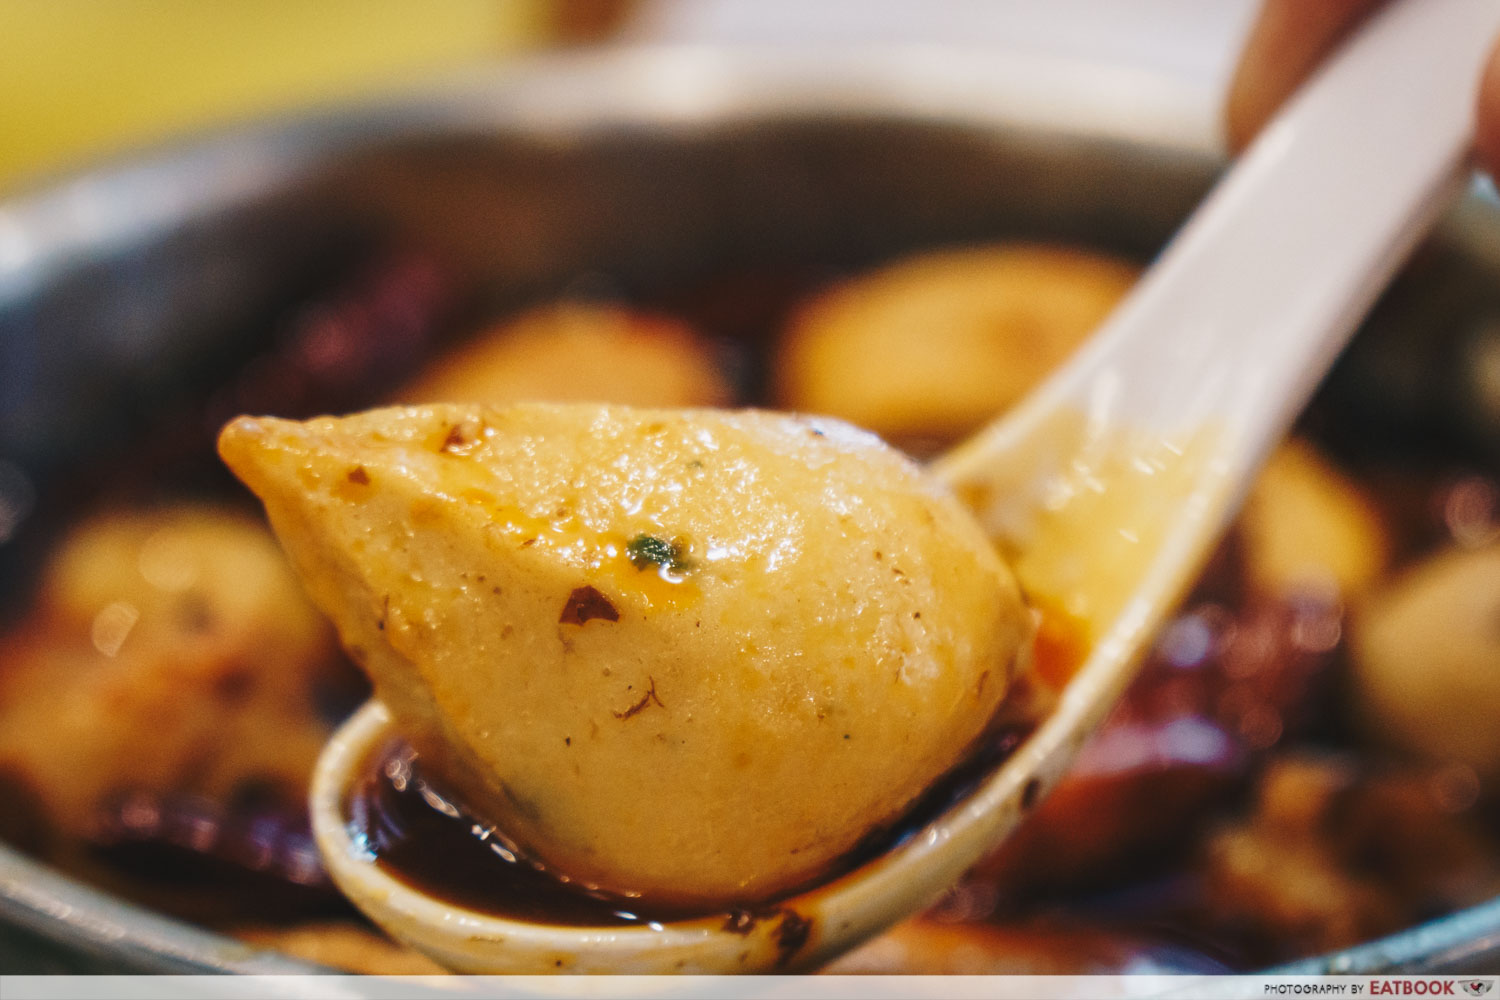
[315,701,837,974]
[309,0,1500,973]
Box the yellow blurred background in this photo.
[0,1,626,194]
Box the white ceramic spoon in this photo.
[309,0,1500,974]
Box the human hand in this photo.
[1226,0,1500,174]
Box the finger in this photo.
[1478,35,1500,179]
[1225,0,1386,153]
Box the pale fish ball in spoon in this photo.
[218,402,1030,907]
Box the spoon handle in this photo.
[939,0,1500,488]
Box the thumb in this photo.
[1477,35,1500,180]
[1228,0,1500,180]
[1224,0,1384,153]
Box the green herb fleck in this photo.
[626,534,689,573]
